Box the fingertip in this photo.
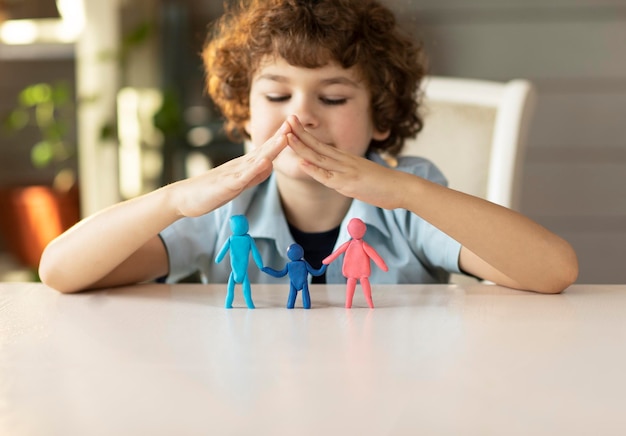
[278,120,290,134]
[272,132,288,150]
[287,114,300,127]
[285,133,300,150]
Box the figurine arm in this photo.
[262,265,288,278]
[322,240,350,265]
[215,239,230,263]
[249,238,264,269]
[363,242,389,272]
[306,263,328,276]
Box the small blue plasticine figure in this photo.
[262,243,327,309]
[215,215,264,309]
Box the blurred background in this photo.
[0,0,624,284]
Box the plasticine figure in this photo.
[323,218,388,309]
[262,243,327,309]
[215,215,263,309]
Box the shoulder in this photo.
[367,152,448,187]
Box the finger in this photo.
[287,133,352,179]
[222,127,285,184]
[297,158,340,187]
[286,132,320,161]
[256,128,289,162]
[240,153,275,186]
[287,132,346,174]
[216,151,272,189]
[286,115,338,157]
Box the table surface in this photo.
[1,282,625,436]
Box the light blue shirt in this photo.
[160,153,463,285]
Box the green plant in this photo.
[2,81,76,188]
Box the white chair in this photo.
[401,76,536,211]
[401,76,536,284]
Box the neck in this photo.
[276,174,351,232]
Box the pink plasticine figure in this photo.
[322,218,388,308]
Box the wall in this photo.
[388,0,626,283]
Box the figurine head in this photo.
[347,218,367,239]
[287,243,304,261]
[229,215,249,236]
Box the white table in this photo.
[1,282,625,435]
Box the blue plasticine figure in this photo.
[262,243,327,309]
[215,215,264,309]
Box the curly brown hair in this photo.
[202,0,427,156]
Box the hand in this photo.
[285,115,406,210]
[171,121,290,218]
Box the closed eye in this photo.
[320,97,347,105]
[266,95,290,102]
[265,94,347,105]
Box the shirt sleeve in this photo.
[159,214,221,283]
[397,155,463,275]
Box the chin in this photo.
[273,164,310,181]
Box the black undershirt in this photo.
[288,223,340,284]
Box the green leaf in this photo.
[51,82,71,106]
[20,83,52,106]
[31,140,54,168]
[3,109,29,132]
[153,89,184,135]
[123,21,154,48]
[100,121,116,140]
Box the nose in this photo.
[292,94,320,129]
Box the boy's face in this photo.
[246,56,389,181]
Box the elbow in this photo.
[536,275,575,295]
[38,246,82,294]
[549,262,579,294]
[39,265,78,294]
[536,245,579,294]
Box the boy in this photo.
[39,0,578,294]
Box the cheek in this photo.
[334,118,374,154]
[247,103,284,146]
[246,113,271,145]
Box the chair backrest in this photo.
[401,76,536,211]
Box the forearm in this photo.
[398,172,578,293]
[39,125,289,292]
[284,119,577,293]
[39,184,180,292]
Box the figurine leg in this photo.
[287,284,297,309]
[242,276,255,309]
[301,284,311,309]
[345,278,357,308]
[361,278,374,309]
[225,274,236,309]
